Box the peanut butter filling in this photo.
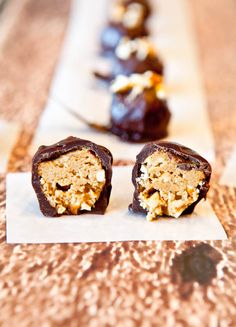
[38,149,106,215]
[137,151,205,220]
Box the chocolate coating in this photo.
[32,136,113,217]
[113,53,163,76]
[110,89,171,142]
[122,0,151,18]
[100,22,148,56]
[130,141,212,216]
[95,53,163,83]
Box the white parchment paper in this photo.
[220,148,236,188]
[6,167,227,243]
[32,0,215,162]
[0,120,19,172]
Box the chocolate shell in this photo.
[100,22,148,56]
[112,53,163,77]
[32,136,113,217]
[95,53,163,84]
[110,88,171,142]
[121,0,151,18]
[130,142,212,218]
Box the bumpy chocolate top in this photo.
[114,37,163,77]
[32,136,113,217]
[101,24,148,55]
[110,92,170,142]
[115,37,156,60]
[109,73,170,142]
[130,141,212,215]
[121,0,151,18]
[95,38,163,83]
[100,12,148,55]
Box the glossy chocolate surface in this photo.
[32,136,113,217]
[110,89,171,142]
[130,141,212,216]
[113,53,163,76]
[95,53,163,83]
[121,0,151,18]
[100,22,148,55]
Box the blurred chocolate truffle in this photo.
[130,142,212,220]
[95,37,163,82]
[109,71,171,142]
[101,2,148,55]
[32,137,113,217]
[117,0,151,18]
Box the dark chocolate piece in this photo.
[101,22,148,56]
[110,73,171,142]
[130,142,212,220]
[32,137,113,217]
[119,0,151,18]
[95,38,163,84]
[100,2,148,55]
[110,92,170,142]
[111,52,163,77]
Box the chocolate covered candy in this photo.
[118,0,151,18]
[32,137,113,217]
[114,37,163,75]
[110,71,171,142]
[95,37,163,83]
[130,142,212,220]
[101,2,148,55]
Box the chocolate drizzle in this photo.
[50,96,110,133]
[51,95,170,143]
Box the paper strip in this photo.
[6,167,227,243]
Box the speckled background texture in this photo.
[0,0,236,326]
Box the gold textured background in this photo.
[0,0,235,326]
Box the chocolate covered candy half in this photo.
[101,2,148,54]
[110,71,171,142]
[130,142,212,221]
[32,137,113,217]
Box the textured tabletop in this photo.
[0,0,236,326]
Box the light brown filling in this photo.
[38,149,106,215]
[137,151,205,220]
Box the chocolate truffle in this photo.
[110,71,171,142]
[32,137,113,217]
[95,37,163,82]
[117,0,151,18]
[101,2,148,55]
[130,142,212,220]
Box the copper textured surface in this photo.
[0,0,236,326]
